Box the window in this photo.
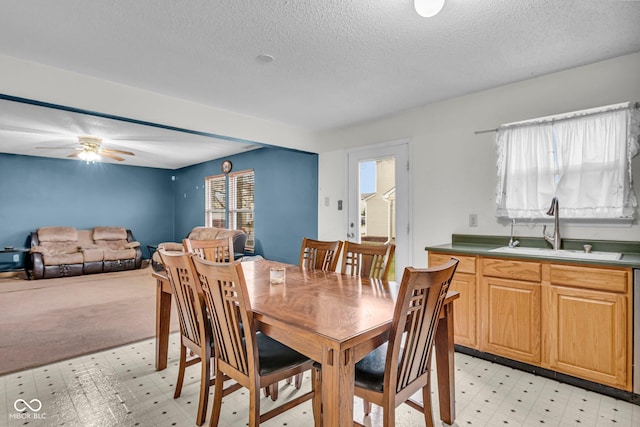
[229,170,255,250]
[496,102,639,219]
[205,169,255,250]
[205,174,226,228]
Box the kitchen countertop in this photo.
[426,234,640,268]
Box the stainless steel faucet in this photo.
[543,197,561,250]
[508,218,520,248]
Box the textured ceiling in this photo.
[1,0,639,167]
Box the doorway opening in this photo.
[347,140,410,281]
[359,158,396,278]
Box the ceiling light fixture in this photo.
[414,0,445,18]
[77,149,100,162]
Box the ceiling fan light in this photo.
[414,0,445,18]
[78,150,100,162]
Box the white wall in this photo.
[0,54,317,152]
[317,53,640,267]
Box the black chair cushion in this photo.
[354,342,388,392]
[256,332,309,375]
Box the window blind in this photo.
[205,174,226,228]
[229,170,255,250]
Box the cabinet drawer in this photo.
[550,265,629,293]
[429,253,476,274]
[482,258,541,282]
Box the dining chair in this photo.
[312,258,459,427]
[183,236,289,400]
[298,237,344,271]
[183,236,234,262]
[190,255,317,427]
[341,241,396,280]
[158,249,215,426]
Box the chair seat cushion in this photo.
[354,342,389,392]
[256,332,309,376]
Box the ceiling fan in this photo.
[37,136,135,162]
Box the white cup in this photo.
[269,267,286,284]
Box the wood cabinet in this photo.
[428,253,478,348]
[480,258,541,364]
[544,264,631,390]
[427,250,633,391]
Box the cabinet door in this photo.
[481,276,541,364]
[547,285,629,390]
[429,253,478,348]
[449,272,477,348]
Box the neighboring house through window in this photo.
[205,169,255,250]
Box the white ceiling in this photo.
[0,98,261,169]
[1,0,639,168]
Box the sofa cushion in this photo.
[93,226,128,241]
[81,247,104,262]
[43,252,84,266]
[76,230,95,247]
[96,239,130,251]
[38,241,81,255]
[37,226,78,242]
[102,248,136,261]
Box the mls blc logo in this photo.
[11,398,46,420]
[14,398,42,412]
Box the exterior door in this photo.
[347,140,410,281]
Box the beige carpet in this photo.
[0,266,178,375]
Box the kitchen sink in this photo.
[488,246,622,261]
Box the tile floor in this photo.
[1,333,638,427]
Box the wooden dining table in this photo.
[153,259,459,427]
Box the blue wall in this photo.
[0,147,318,271]
[0,153,175,270]
[174,147,318,263]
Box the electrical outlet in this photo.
[469,214,478,227]
[13,254,19,262]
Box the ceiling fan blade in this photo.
[67,152,80,158]
[101,152,125,161]
[36,146,79,150]
[101,148,135,156]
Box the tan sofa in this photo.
[28,226,142,279]
[151,226,247,271]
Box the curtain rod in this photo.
[474,102,640,135]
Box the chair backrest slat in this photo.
[183,236,234,263]
[158,250,207,348]
[191,256,255,377]
[341,241,395,280]
[385,258,458,394]
[298,238,343,272]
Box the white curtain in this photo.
[496,102,640,219]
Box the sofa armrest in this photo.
[29,232,43,280]
[158,242,184,252]
[232,233,248,255]
[125,241,140,249]
[30,245,50,255]
[126,229,143,268]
